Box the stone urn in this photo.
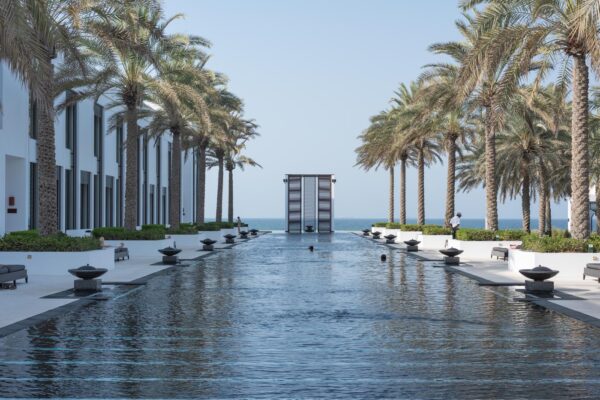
[239,231,249,239]
[250,229,259,236]
[305,225,315,233]
[372,231,382,239]
[519,265,559,294]
[439,247,463,265]
[224,234,237,244]
[159,246,182,265]
[201,238,217,251]
[362,229,371,236]
[68,265,107,292]
[404,239,421,252]
[384,234,397,244]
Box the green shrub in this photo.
[219,222,235,229]
[197,223,221,231]
[521,235,588,253]
[167,223,198,234]
[372,222,387,227]
[422,226,452,235]
[456,228,527,241]
[455,229,497,241]
[141,224,167,232]
[0,234,101,252]
[6,230,39,238]
[92,227,165,240]
[386,223,424,231]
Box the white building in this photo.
[0,62,198,235]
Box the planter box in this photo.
[104,239,172,258]
[417,234,452,250]
[447,239,522,261]
[509,248,600,281]
[0,248,114,276]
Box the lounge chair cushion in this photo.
[0,265,9,274]
[586,263,600,271]
[7,265,26,272]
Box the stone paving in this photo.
[0,233,266,333]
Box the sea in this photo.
[231,218,571,232]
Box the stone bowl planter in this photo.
[305,225,314,232]
[404,239,421,247]
[201,239,217,246]
[439,248,463,257]
[68,265,108,280]
[250,229,259,236]
[158,247,182,257]
[362,229,371,236]
[372,231,382,239]
[239,231,249,239]
[519,265,559,281]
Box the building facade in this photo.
[0,62,198,236]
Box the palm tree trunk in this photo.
[169,127,181,230]
[521,160,531,233]
[417,146,425,225]
[399,157,407,224]
[444,135,457,227]
[596,182,600,234]
[215,156,224,223]
[124,105,139,230]
[570,54,590,239]
[227,167,234,224]
[538,165,547,236]
[546,194,552,236]
[484,105,498,231]
[195,143,207,225]
[388,166,395,223]
[37,56,58,235]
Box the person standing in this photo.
[236,216,242,234]
[450,212,462,239]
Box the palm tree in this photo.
[462,0,600,238]
[419,60,476,227]
[63,1,185,230]
[0,0,89,235]
[145,38,211,230]
[355,110,398,223]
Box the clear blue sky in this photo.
[164,0,567,220]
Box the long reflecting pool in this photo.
[1,233,600,398]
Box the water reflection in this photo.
[0,233,599,398]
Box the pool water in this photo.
[1,233,600,398]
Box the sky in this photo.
[164,0,568,220]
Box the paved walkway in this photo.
[356,232,600,327]
[0,233,266,334]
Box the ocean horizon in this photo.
[222,218,572,231]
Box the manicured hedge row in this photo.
[421,226,452,235]
[372,222,387,227]
[0,232,101,252]
[92,227,165,240]
[520,234,600,253]
[455,228,526,241]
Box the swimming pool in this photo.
[1,233,599,398]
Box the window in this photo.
[80,171,90,229]
[65,92,77,150]
[162,187,167,225]
[29,162,38,229]
[0,63,3,129]
[116,120,123,164]
[93,104,103,158]
[150,185,155,224]
[105,176,114,227]
[156,141,161,223]
[143,135,148,225]
[65,169,74,229]
[56,166,62,230]
[116,177,122,227]
[93,174,100,228]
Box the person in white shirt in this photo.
[450,212,462,239]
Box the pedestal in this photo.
[162,255,178,265]
[74,279,102,292]
[444,256,460,265]
[240,234,249,240]
[225,238,235,244]
[202,244,214,251]
[386,239,396,244]
[406,245,419,252]
[525,280,554,294]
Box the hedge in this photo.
[92,227,165,240]
[0,233,101,252]
[167,223,198,234]
[372,222,387,227]
[520,235,588,253]
[455,228,527,241]
[422,226,452,235]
